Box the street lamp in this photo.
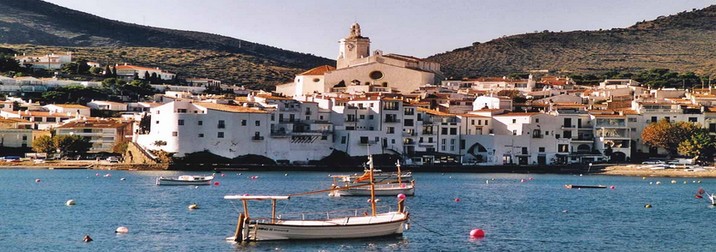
[588,162,593,173]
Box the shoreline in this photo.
[3,161,716,178]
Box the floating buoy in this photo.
[221,174,225,177]
[284,173,288,176]
[469,229,485,238]
[96,173,100,176]
[562,209,568,213]
[115,226,129,233]
[367,198,380,203]
[188,203,199,210]
[656,181,661,185]
[213,182,220,186]
[609,185,615,190]
[35,179,41,183]
[528,177,533,180]
[120,178,126,181]
[671,180,677,184]
[698,180,702,184]
[66,199,76,206]
[684,181,687,184]
[649,182,653,185]
[486,180,489,184]
[644,204,652,208]
[520,179,525,183]
[104,174,111,177]
[83,234,93,243]
[397,194,407,200]
[237,173,242,176]
[454,198,461,202]
[194,186,199,189]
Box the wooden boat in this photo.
[155,175,214,186]
[564,184,607,189]
[224,155,409,242]
[330,160,415,197]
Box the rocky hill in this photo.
[428,6,716,79]
[0,0,334,88]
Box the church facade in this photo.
[277,23,441,97]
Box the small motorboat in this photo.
[564,184,607,189]
[156,175,214,186]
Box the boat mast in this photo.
[396,160,402,184]
[368,147,376,216]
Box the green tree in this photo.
[32,135,55,154]
[678,129,715,161]
[54,135,91,155]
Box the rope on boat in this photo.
[410,219,445,236]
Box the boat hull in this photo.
[334,185,415,196]
[242,212,407,241]
[156,177,213,186]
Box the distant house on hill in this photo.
[14,52,72,70]
[186,78,221,88]
[115,64,176,81]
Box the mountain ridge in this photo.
[0,0,334,88]
[428,5,716,79]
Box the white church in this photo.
[277,23,442,97]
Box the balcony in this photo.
[345,118,356,122]
[384,118,401,123]
[252,136,265,141]
[421,131,434,135]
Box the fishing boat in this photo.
[329,160,415,197]
[564,184,607,189]
[224,155,409,242]
[155,175,214,186]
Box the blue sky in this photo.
[43,0,713,58]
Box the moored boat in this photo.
[156,175,214,186]
[330,160,415,197]
[564,184,607,189]
[224,154,409,242]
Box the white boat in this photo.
[224,155,409,242]
[330,160,415,197]
[155,175,214,186]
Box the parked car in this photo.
[3,156,21,162]
[106,156,120,163]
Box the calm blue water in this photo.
[1,169,715,251]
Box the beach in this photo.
[597,164,716,178]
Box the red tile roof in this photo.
[300,65,335,75]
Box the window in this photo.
[198,120,203,126]
[368,115,374,120]
[83,129,92,133]
[360,115,365,119]
[522,147,528,154]
[199,133,204,138]
[512,119,517,123]
[178,119,184,126]
[710,123,716,133]
[360,136,369,144]
[450,128,457,135]
[369,71,384,80]
[172,131,177,137]
[341,136,347,144]
[563,131,572,139]
[22,135,27,141]
[387,127,395,134]
[628,118,637,122]
[156,121,160,124]
[177,109,187,113]
[404,119,414,127]
[689,117,698,122]
[391,139,396,144]
[255,120,260,126]
[536,118,540,123]
[450,139,455,144]
[442,139,446,144]
[241,120,247,126]
[477,120,481,125]
[442,128,448,135]
[558,144,569,152]
[321,136,328,140]
[512,130,517,135]
[218,132,224,138]
[218,120,225,129]
[539,147,545,152]
[651,116,657,123]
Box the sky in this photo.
[42,0,714,59]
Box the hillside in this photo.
[0,0,334,88]
[428,6,716,79]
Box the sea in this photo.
[1,169,715,251]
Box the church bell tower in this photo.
[337,23,370,69]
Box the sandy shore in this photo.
[597,165,716,178]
